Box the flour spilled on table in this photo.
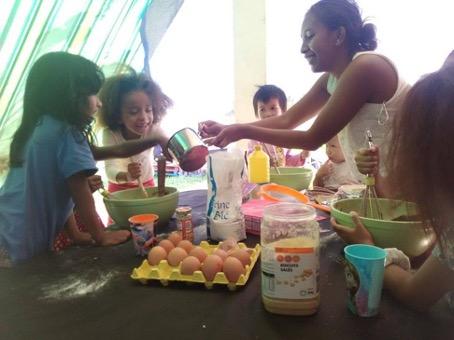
[40,270,118,300]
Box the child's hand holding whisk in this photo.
[355,145,379,176]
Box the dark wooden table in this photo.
[0,190,452,340]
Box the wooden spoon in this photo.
[156,155,167,196]
[99,187,113,199]
[137,177,148,198]
[129,154,148,198]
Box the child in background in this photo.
[247,85,309,167]
[313,135,357,190]
[0,52,133,265]
[97,71,172,193]
[332,57,454,311]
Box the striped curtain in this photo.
[0,0,157,177]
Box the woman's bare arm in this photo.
[209,54,398,150]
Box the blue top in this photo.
[0,115,97,263]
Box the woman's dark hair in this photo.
[253,84,287,117]
[308,0,377,54]
[387,65,454,255]
[9,52,104,166]
[97,71,172,131]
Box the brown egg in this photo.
[147,246,167,266]
[167,247,188,266]
[201,254,223,281]
[212,249,228,261]
[218,237,238,252]
[168,232,182,246]
[229,249,251,267]
[189,246,207,262]
[180,256,201,275]
[159,239,175,254]
[223,257,246,283]
[177,240,194,253]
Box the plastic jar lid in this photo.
[263,202,315,222]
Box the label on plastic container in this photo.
[261,237,319,300]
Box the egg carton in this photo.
[130,241,261,291]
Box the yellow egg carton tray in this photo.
[131,241,261,291]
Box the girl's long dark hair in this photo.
[9,52,104,167]
[387,65,454,254]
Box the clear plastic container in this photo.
[261,203,320,315]
[248,145,269,184]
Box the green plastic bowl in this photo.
[103,186,179,230]
[269,167,313,191]
[331,198,436,257]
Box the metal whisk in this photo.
[360,130,383,219]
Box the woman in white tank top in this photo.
[200,0,410,197]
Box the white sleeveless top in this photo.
[322,160,359,190]
[326,52,411,182]
[102,124,167,183]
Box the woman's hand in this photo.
[198,120,226,138]
[204,124,245,148]
[87,175,103,193]
[127,162,142,180]
[355,146,379,176]
[331,212,374,245]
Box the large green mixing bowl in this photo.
[104,187,179,230]
[331,198,436,257]
[270,167,313,191]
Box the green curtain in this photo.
[0,0,153,179]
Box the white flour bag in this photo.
[207,149,246,241]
